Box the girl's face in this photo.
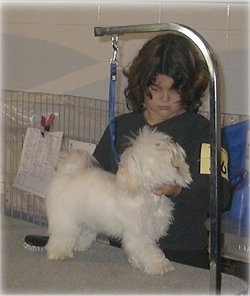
[143,74,185,125]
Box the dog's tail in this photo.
[55,150,97,175]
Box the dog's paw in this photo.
[144,259,175,275]
[73,244,89,252]
[73,237,94,252]
[46,248,74,260]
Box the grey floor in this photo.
[1,215,248,295]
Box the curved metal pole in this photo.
[94,23,222,294]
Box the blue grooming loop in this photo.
[108,35,121,165]
[95,23,222,294]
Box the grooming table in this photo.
[1,216,248,294]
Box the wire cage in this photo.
[1,89,127,225]
[2,88,249,226]
[2,89,249,226]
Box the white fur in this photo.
[45,126,192,275]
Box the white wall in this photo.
[1,1,249,115]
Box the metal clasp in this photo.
[111,35,119,62]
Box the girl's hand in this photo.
[152,184,182,197]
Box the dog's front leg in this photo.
[122,233,174,275]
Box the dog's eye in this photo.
[154,142,163,149]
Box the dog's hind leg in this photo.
[74,226,96,252]
[45,224,80,260]
[123,233,175,275]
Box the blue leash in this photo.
[108,37,121,165]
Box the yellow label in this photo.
[200,143,229,180]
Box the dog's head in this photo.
[116,126,192,196]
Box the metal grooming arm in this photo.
[94,23,222,294]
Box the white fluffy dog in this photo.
[45,126,192,275]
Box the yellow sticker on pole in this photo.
[200,143,229,180]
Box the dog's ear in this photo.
[171,143,193,186]
[170,143,186,168]
[116,153,140,196]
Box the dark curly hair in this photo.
[123,33,209,113]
